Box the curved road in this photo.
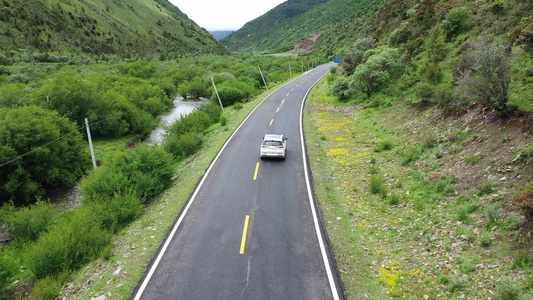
[132,62,343,300]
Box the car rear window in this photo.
[263,141,282,146]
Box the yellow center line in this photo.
[276,107,280,113]
[270,119,274,126]
[286,93,290,97]
[253,162,260,180]
[282,99,285,103]
[240,215,250,254]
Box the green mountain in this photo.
[221,0,389,54]
[0,0,227,57]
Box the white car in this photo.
[260,134,287,160]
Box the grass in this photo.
[303,78,533,299]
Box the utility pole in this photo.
[211,74,225,113]
[85,118,97,170]
[289,60,292,78]
[258,66,268,90]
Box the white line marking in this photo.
[299,64,340,300]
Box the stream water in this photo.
[145,97,208,145]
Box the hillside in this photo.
[221,0,390,54]
[0,0,227,57]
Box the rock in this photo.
[92,295,106,300]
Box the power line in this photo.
[0,103,155,168]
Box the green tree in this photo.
[441,7,473,38]
[350,47,403,97]
[0,106,90,203]
[30,74,97,126]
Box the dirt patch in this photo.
[290,30,325,53]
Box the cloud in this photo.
[169,0,286,31]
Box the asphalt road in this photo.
[132,62,342,300]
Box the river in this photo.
[145,97,209,145]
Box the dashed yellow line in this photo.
[270,119,274,126]
[253,162,260,180]
[240,215,250,254]
[276,107,280,113]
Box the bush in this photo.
[0,106,90,203]
[351,47,403,97]
[0,246,17,289]
[111,145,174,201]
[31,276,62,300]
[82,145,173,203]
[212,86,246,107]
[195,103,222,123]
[369,175,387,198]
[330,75,354,101]
[164,132,202,158]
[88,192,143,233]
[234,102,243,110]
[167,110,212,136]
[25,208,111,279]
[441,7,473,38]
[515,182,533,223]
[4,200,53,242]
[374,139,393,152]
[455,38,514,115]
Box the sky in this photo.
[168,0,287,31]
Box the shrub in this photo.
[330,75,354,101]
[0,246,17,289]
[211,86,246,107]
[164,132,202,158]
[479,229,492,247]
[167,110,212,136]
[496,277,521,300]
[31,276,62,300]
[0,105,90,203]
[220,115,227,126]
[233,102,243,110]
[4,200,53,242]
[351,47,403,97]
[82,145,173,203]
[374,139,393,152]
[88,192,143,233]
[111,145,174,201]
[195,103,222,123]
[441,7,473,38]
[369,175,387,198]
[455,38,514,115]
[25,208,111,279]
[516,182,533,223]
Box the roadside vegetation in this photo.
[305,77,533,299]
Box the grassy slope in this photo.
[222,0,387,54]
[0,0,225,56]
[305,77,533,298]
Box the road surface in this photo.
[132,62,343,300]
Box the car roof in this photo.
[264,134,283,140]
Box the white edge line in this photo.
[133,80,286,300]
[299,64,340,300]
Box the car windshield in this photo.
[263,141,282,146]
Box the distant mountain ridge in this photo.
[210,31,234,41]
[0,0,227,56]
